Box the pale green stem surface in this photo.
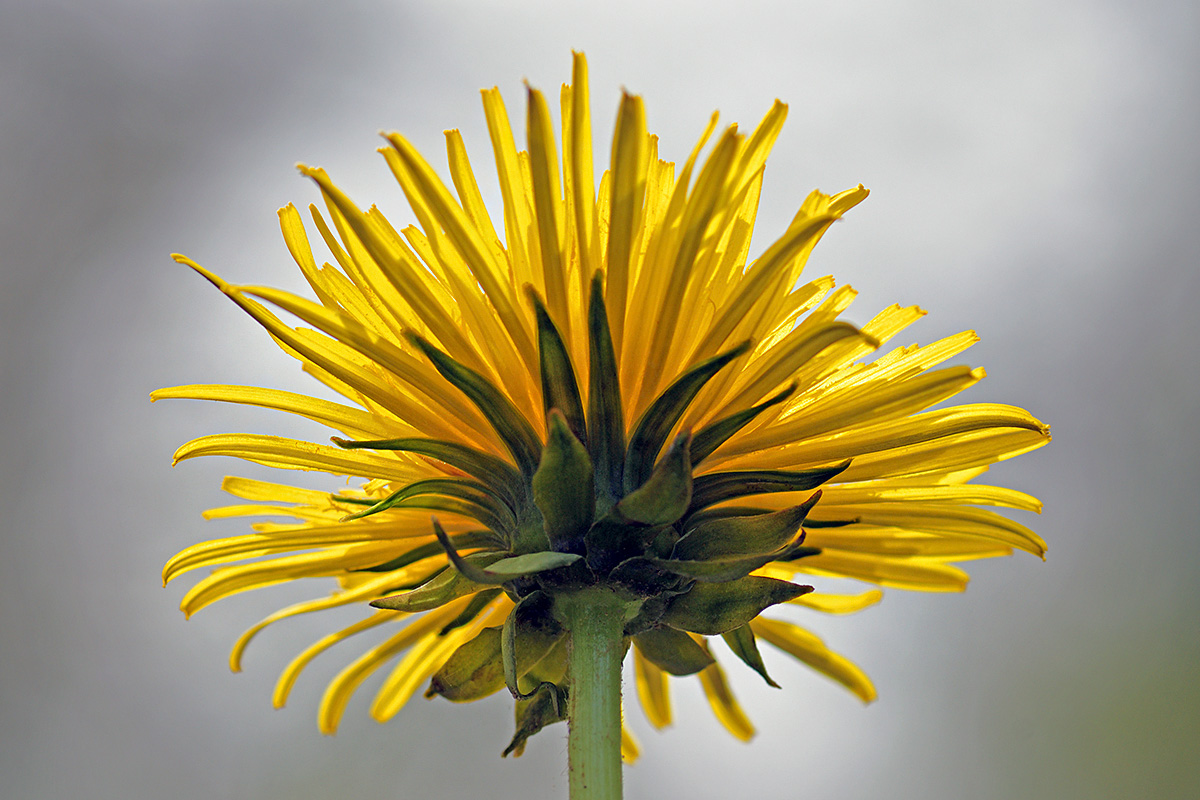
[560,586,625,800]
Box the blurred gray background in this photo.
[2,0,1197,797]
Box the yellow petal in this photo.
[632,647,672,729]
[604,91,649,356]
[801,529,1013,561]
[790,590,884,614]
[751,618,876,702]
[231,570,422,672]
[274,611,398,709]
[164,522,440,586]
[318,599,470,734]
[178,542,421,617]
[371,595,510,722]
[381,134,538,376]
[695,645,756,742]
[218,476,335,505]
[791,549,971,592]
[277,203,340,310]
[807,503,1046,557]
[152,384,389,439]
[620,721,641,764]
[172,433,422,482]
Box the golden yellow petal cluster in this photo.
[158,52,1048,749]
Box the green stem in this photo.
[560,586,625,800]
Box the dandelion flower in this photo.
[158,52,1048,792]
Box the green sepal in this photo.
[486,551,582,580]
[673,492,821,562]
[432,519,579,585]
[346,489,516,539]
[369,556,496,612]
[501,602,521,695]
[326,494,374,506]
[660,576,814,635]
[503,681,567,758]
[520,635,568,690]
[615,433,693,527]
[528,288,587,443]
[645,550,790,583]
[803,518,860,529]
[431,518,508,586]
[632,626,715,676]
[426,626,505,702]
[331,436,523,507]
[406,333,543,476]
[683,505,772,530]
[690,383,795,465]
[586,271,626,504]
[502,591,565,697]
[721,624,780,688]
[778,545,822,561]
[438,588,504,635]
[624,340,751,493]
[688,461,850,513]
[532,410,595,550]
[355,530,499,573]
[339,477,515,531]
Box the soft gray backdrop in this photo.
[2,1,1197,798]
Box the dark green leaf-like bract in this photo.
[586,271,625,503]
[331,436,523,507]
[623,341,751,493]
[428,626,506,701]
[532,411,595,551]
[690,383,795,465]
[407,333,543,476]
[633,625,716,675]
[673,492,821,562]
[502,591,564,697]
[529,289,587,442]
[660,576,813,635]
[615,433,692,527]
[721,624,780,688]
[503,682,567,758]
[688,461,850,513]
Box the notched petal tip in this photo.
[295,163,324,180]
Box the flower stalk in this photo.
[560,587,627,800]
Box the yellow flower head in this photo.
[158,53,1049,757]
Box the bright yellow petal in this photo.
[318,599,470,734]
[230,570,423,672]
[632,647,672,729]
[274,611,398,709]
[695,645,756,742]
[620,720,641,764]
[752,618,876,703]
[786,549,972,592]
[790,590,884,614]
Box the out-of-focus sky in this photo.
[1,0,1196,798]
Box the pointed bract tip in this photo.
[522,282,544,309]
